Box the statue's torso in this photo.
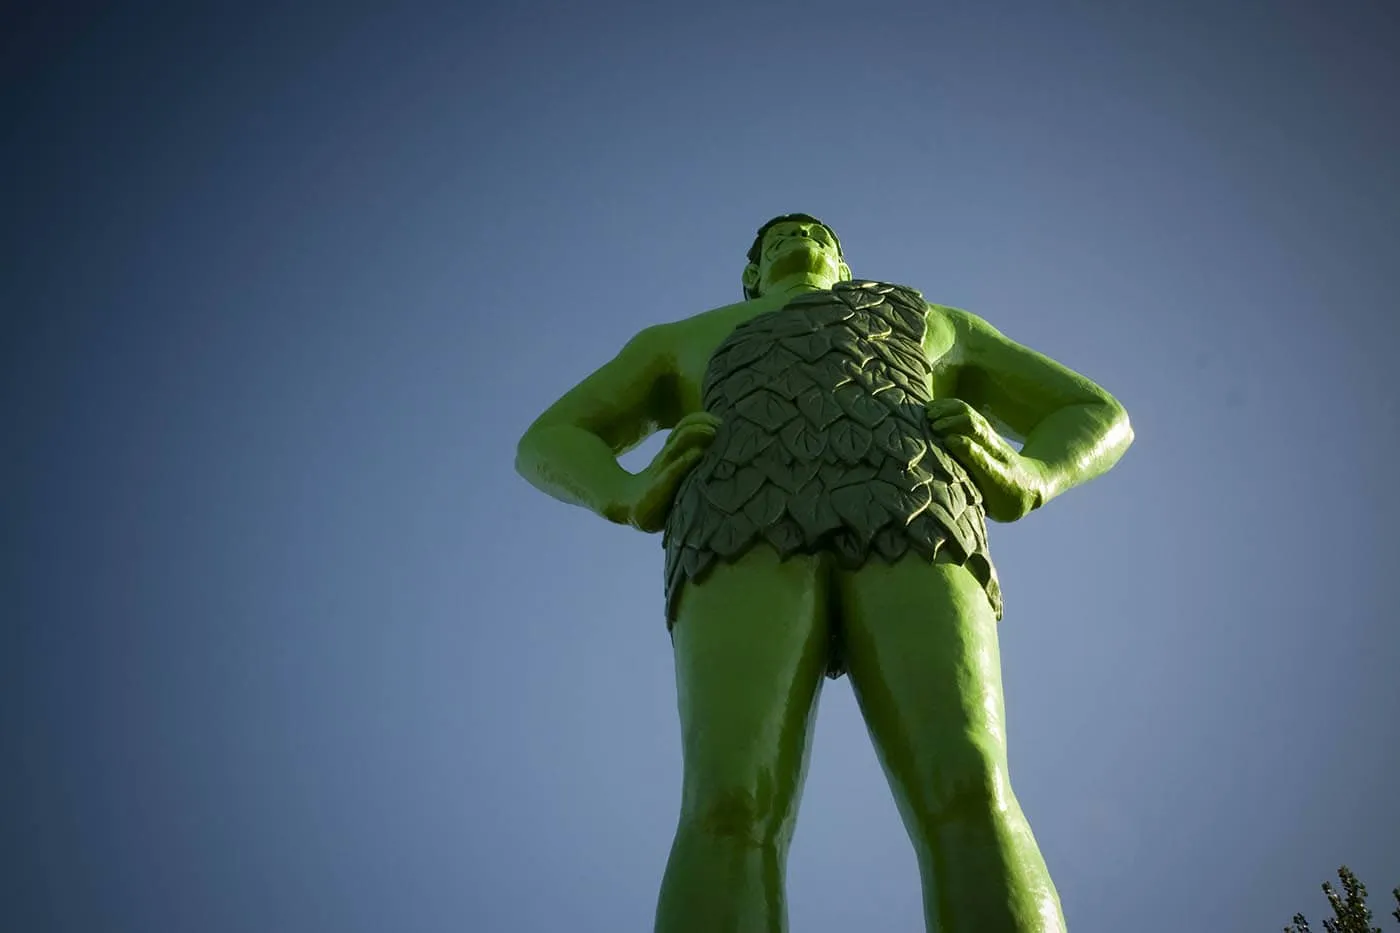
[662,281,1002,666]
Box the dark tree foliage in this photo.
[1283,866,1400,933]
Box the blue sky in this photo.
[7,3,1398,931]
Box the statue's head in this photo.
[742,213,851,299]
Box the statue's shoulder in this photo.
[660,295,776,343]
[919,299,984,333]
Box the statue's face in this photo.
[745,219,849,297]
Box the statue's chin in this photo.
[763,249,835,286]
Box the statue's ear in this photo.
[741,262,760,297]
[838,260,852,282]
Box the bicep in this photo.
[528,326,682,454]
[948,309,1117,440]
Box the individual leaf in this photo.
[780,417,827,461]
[836,283,884,311]
[876,384,911,410]
[709,517,753,559]
[923,498,967,537]
[765,308,818,335]
[785,289,830,307]
[821,460,877,489]
[719,428,772,465]
[728,464,766,507]
[734,388,800,432]
[701,475,740,514]
[872,525,911,563]
[825,324,872,365]
[859,367,900,399]
[834,386,890,429]
[795,383,845,430]
[846,309,893,340]
[741,481,787,529]
[888,283,926,306]
[872,478,929,522]
[718,366,768,408]
[752,344,801,380]
[830,485,889,545]
[789,332,834,363]
[948,481,969,515]
[970,505,988,552]
[910,511,961,561]
[689,549,717,586]
[872,336,931,384]
[764,365,812,402]
[684,495,722,549]
[680,545,704,580]
[788,486,843,540]
[873,416,928,468]
[804,302,855,327]
[830,530,866,568]
[670,479,705,532]
[763,516,806,558]
[665,564,685,622]
[828,418,874,462]
[946,510,979,559]
[724,334,771,369]
[922,439,968,484]
[881,296,927,340]
[759,454,821,494]
[701,372,727,412]
[893,397,932,431]
[925,480,954,513]
[877,456,914,485]
[977,561,1003,618]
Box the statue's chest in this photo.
[700,281,933,413]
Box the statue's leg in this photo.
[838,556,1066,933]
[654,546,831,933]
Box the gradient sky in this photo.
[7,4,1398,932]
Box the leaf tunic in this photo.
[662,280,1002,677]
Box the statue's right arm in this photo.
[514,325,682,526]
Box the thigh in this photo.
[838,556,1011,830]
[670,546,832,841]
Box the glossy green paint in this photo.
[516,214,1133,932]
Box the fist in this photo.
[625,412,721,533]
[926,398,1047,523]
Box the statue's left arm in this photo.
[930,305,1134,522]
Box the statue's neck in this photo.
[763,275,837,302]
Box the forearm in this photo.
[1019,400,1134,507]
[515,424,637,525]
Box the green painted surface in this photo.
[517,214,1133,932]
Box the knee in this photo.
[918,740,1014,829]
[679,783,791,851]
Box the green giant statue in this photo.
[515,214,1134,932]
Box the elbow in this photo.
[1101,394,1131,430]
[1074,394,1133,460]
[1112,401,1133,444]
[515,422,548,483]
[1102,399,1134,454]
[515,419,582,486]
